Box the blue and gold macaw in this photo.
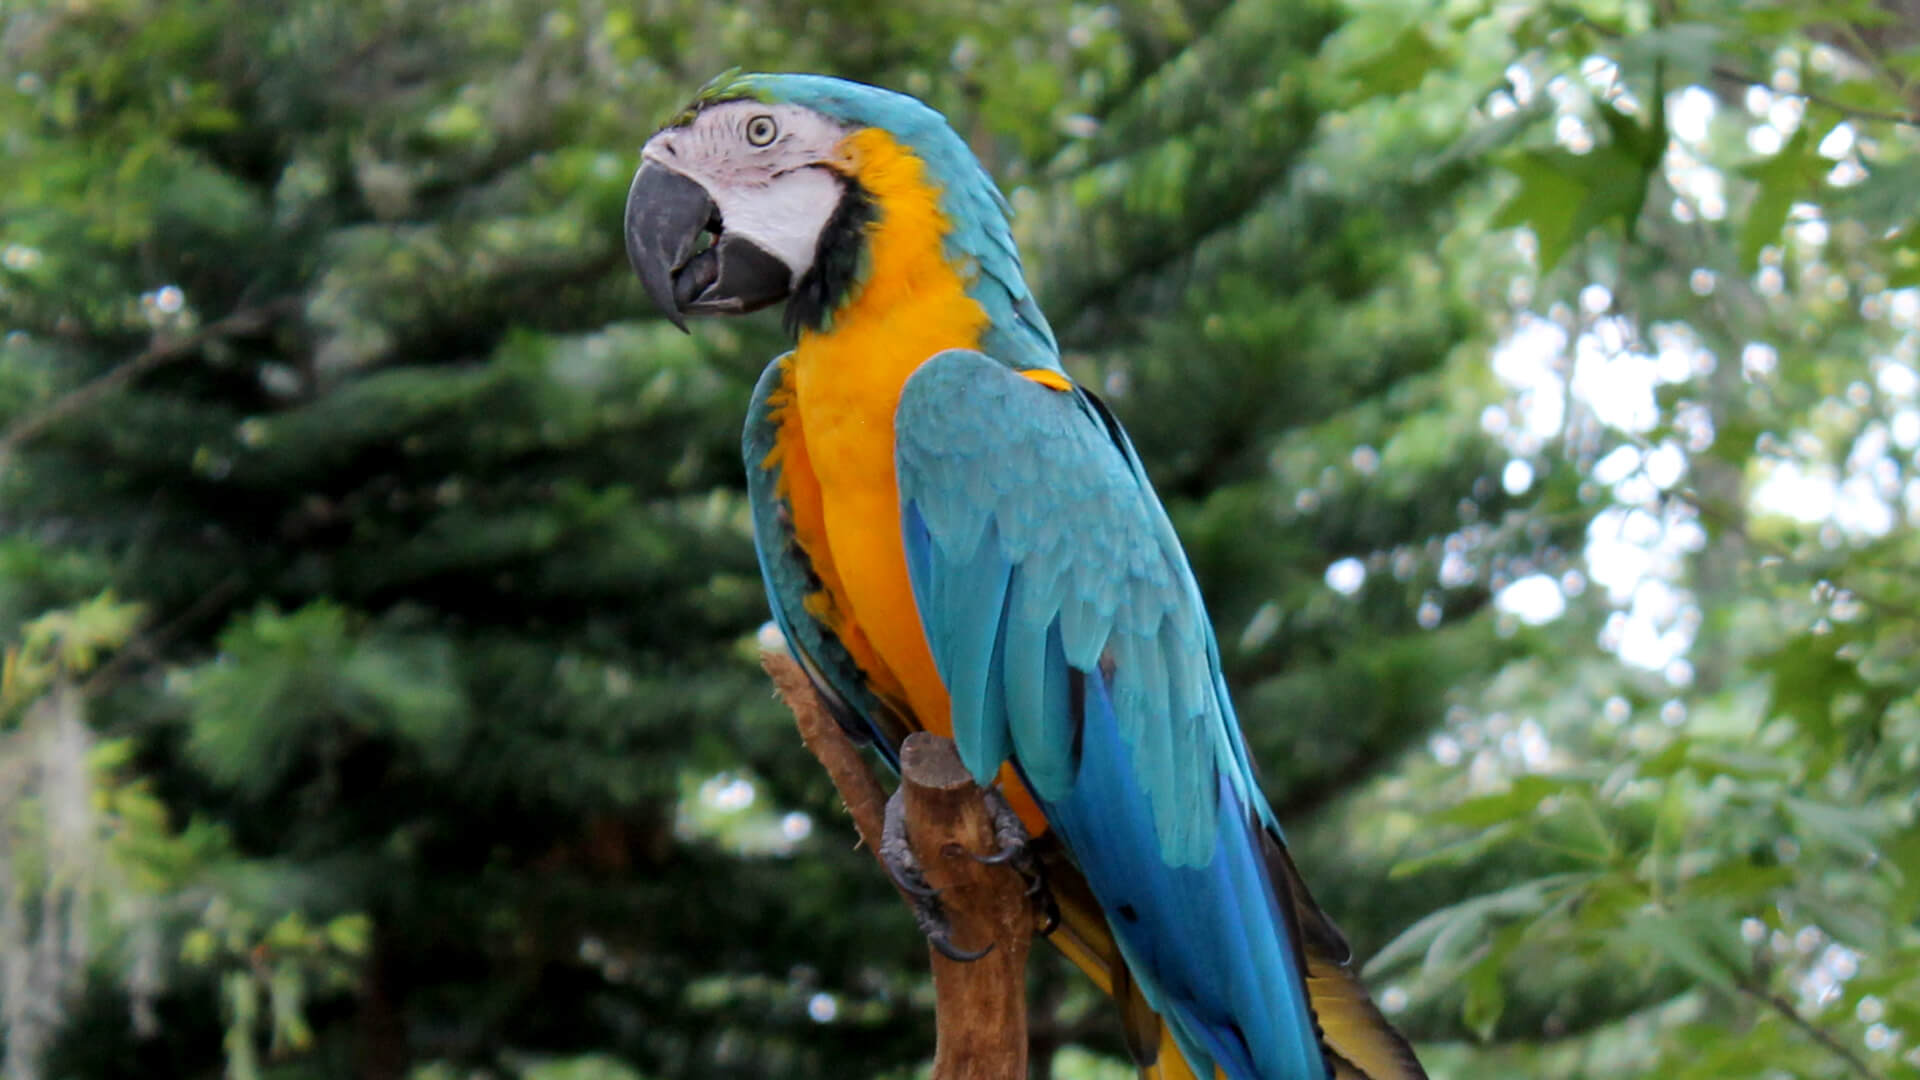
[624,72,1426,1080]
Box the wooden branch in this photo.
[1739,981,1888,1080]
[762,652,892,857]
[0,297,300,461]
[760,652,1032,1080]
[78,572,245,699]
[900,730,1033,1079]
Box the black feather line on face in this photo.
[784,179,876,336]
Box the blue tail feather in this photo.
[905,503,1013,781]
[1037,657,1329,1080]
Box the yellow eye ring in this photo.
[746,115,778,146]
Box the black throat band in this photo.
[785,179,877,336]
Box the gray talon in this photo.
[889,862,940,898]
[880,784,1057,957]
[1036,896,1061,937]
[881,784,991,961]
[972,789,1046,882]
[969,789,1059,935]
[927,929,994,963]
[881,786,940,897]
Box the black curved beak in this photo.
[624,160,794,331]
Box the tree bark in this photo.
[354,916,409,1080]
[900,731,1033,1080]
[761,652,1032,1080]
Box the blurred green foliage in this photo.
[0,0,1916,1077]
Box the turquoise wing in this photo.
[743,354,912,761]
[894,349,1328,1080]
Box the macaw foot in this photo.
[880,784,994,962]
[970,789,1060,937]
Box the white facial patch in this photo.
[640,101,854,285]
[706,168,842,282]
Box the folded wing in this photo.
[895,350,1338,1080]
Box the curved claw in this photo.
[929,934,995,963]
[1035,895,1062,937]
[971,787,1061,934]
[887,861,940,899]
[880,785,938,897]
[971,845,1022,867]
[879,781,1050,961]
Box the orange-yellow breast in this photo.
[785,127,982,733]
[767,127,1049,828]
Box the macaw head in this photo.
[624,72,1033,338]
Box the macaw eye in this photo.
[746,115,778,146]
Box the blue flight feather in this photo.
[895,349,1331,1080]
[895,351,1254,865]
[907,506,1015,781]
[1045,670,1326,1080]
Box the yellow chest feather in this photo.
[782,128,987,731]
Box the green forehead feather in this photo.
[663,68,772,128]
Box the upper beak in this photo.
[624,159,794,331]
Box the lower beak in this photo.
[624,161,794,331]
